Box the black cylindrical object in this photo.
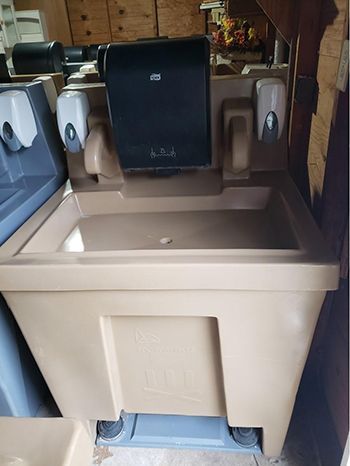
[64,46,89,63]
[88,44,104,61]
[97,44,108,81]
[12,41,65,75]
[0,54,10,83]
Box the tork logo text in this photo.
[150,73,161,81]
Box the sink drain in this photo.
[160,237,173,245]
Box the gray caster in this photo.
[97,418,124,441]
[231,427,259,448]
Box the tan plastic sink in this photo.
[0,170,338,458]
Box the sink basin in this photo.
[0,172,338,458]
[21,186,298,253]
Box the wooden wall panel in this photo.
[48,0,205,45]
[14,0,73,45]
[319,84,349,444]
[308,0,348,204]
[228,0,263,16]
[107,0,157,42]
[66,0,111,45]
[256,0,296,44]
[319,0,347,57]
[287,0,324,202]
[308,54,339,198]
[310,4,349,448]
[157,0,205,38]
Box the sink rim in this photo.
[0,173,339,292]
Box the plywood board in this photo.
[319,0,347,58]
[308,54,339,197]
[308,0,347,200]
[107,0,157,41]
[157,0,205,38]
[66,0,112,45]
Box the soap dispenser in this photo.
[0,90,37,152]
[256,78,286,144]
[56,90,90,153]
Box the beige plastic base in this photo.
[0,418,93,466]
[0,172,339,458]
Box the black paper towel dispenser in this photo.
[105,36,211,171]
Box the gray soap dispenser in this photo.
[256,78,286,144]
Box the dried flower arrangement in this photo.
[212,17,263,56]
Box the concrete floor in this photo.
[92,395,321,466]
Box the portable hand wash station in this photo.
[0,37,338,461]
[0,80,66,417]
[0,81,95,466]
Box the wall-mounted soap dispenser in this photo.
[256,78,286,144]
[57,89,121,181]
[0,90,37,152]
[57,90,90,153]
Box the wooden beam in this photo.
[320,83,349,265]
[227,0,264,16]
[308,82,349,371]
[256,0,296,44]
[288,0,324,203]
[264,19,276,62]
[308,0,348,210]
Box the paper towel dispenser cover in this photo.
[105,37,211,171]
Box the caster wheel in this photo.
[97,418,124,441]
[231,427,259,448]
